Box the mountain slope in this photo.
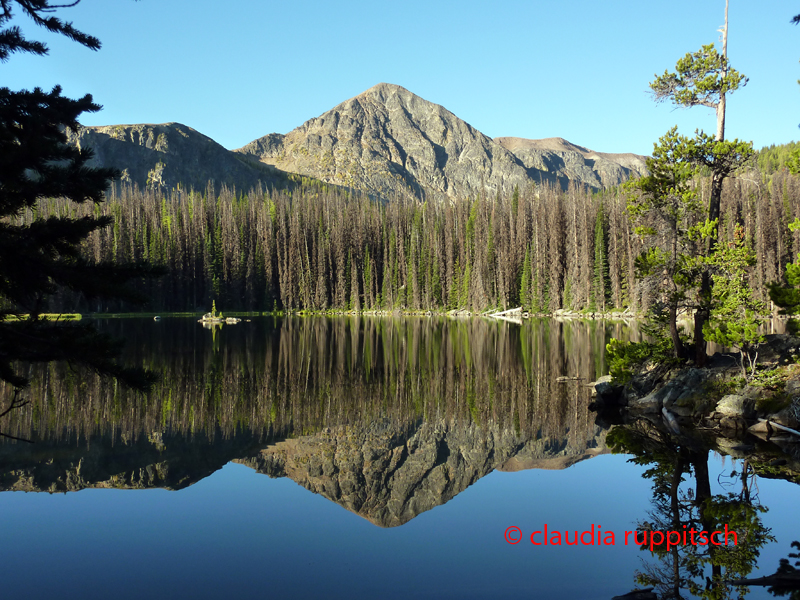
[66,85,647,200]
[236,83,647,200]
[65,122,289,193]
[237,417,607,528]
[236,83,541,200]
[495,136,648,190]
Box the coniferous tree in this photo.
[649,0,748,362]
[520,245,531,311]
[0,1,162,392]
[592,203,610,311]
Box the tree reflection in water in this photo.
[0,316,630,444]
[609,423,775,599]
[0,316,627,520]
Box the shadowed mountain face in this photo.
[237,419,606,528]
[494,136,648,190]
[67,84,646,199]
[64,122,290,193]
[0,317,623,522]
[0,430,270,493]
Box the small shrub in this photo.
[702,376,745,401]
[751,368,789,391]
[606,338,675,384]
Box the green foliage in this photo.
[650,43,747,110]
[769,238,800,321]
[0,3,163,391]
[769,218,800,334]
[519,245,531,310]
[625,127,706,357]
[704,225,766,379]
[751,366,791,391]
[702,376,746,401]
[606,337,672,384]
[626,126,754,362]
[460,259,471,309]
[683,133,755,178]
[755,141,800,174]
[789,147,800,175]
[593,203,610,311]
[684,495,774,599]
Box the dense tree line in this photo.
[756,141,800,175]
[15,166,800,315]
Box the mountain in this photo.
[494,136,648,190]
[67,84,647,199]
[236,418,607,528]
[0,417,607,527]
[64,122,292,193]
[236,83,647,200]
[235,83,537,199]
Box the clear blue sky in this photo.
[3,1,798,156]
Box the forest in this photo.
[17,149,800,317]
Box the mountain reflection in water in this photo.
[0,316,623,525]
[3,317,800,599]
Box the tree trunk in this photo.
[670,304,684,359]
[698,0,729,366]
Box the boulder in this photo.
[594,375,615,397]
[716,394,755,419]
[719,416,747,432]
[630,390,662,413]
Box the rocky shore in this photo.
[591,334,800,440]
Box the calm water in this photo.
[0,316,799,600]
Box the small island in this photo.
[198,302,241,326]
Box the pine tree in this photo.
[705,225,766,378]
[520,245,531,310]
[460,260,471,309]
[0,2,162,392]
[592,203,609,311]
[649,0,748,363]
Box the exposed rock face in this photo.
[64,122,285,193]
[494,136,648,190]
[236,83,540,200]
[66,84,647,201]
[236,84,646,200]
[0,418,606,515]
[236,418,607,527]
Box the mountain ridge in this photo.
[69,83,648,199]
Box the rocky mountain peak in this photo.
[66,84,648,199]
[65,121,287,193]
[237,82,535,200]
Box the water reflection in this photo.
[0,317,626,523]
[607,411,800,599]
[3,317,800,599]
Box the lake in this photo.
[1,316,799,599]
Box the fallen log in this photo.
[487,306,522,318]
[758,418,800,439]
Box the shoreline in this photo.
[591,333,800,441]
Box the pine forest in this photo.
[19,160,800,317]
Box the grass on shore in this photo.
[3,313,82,322]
